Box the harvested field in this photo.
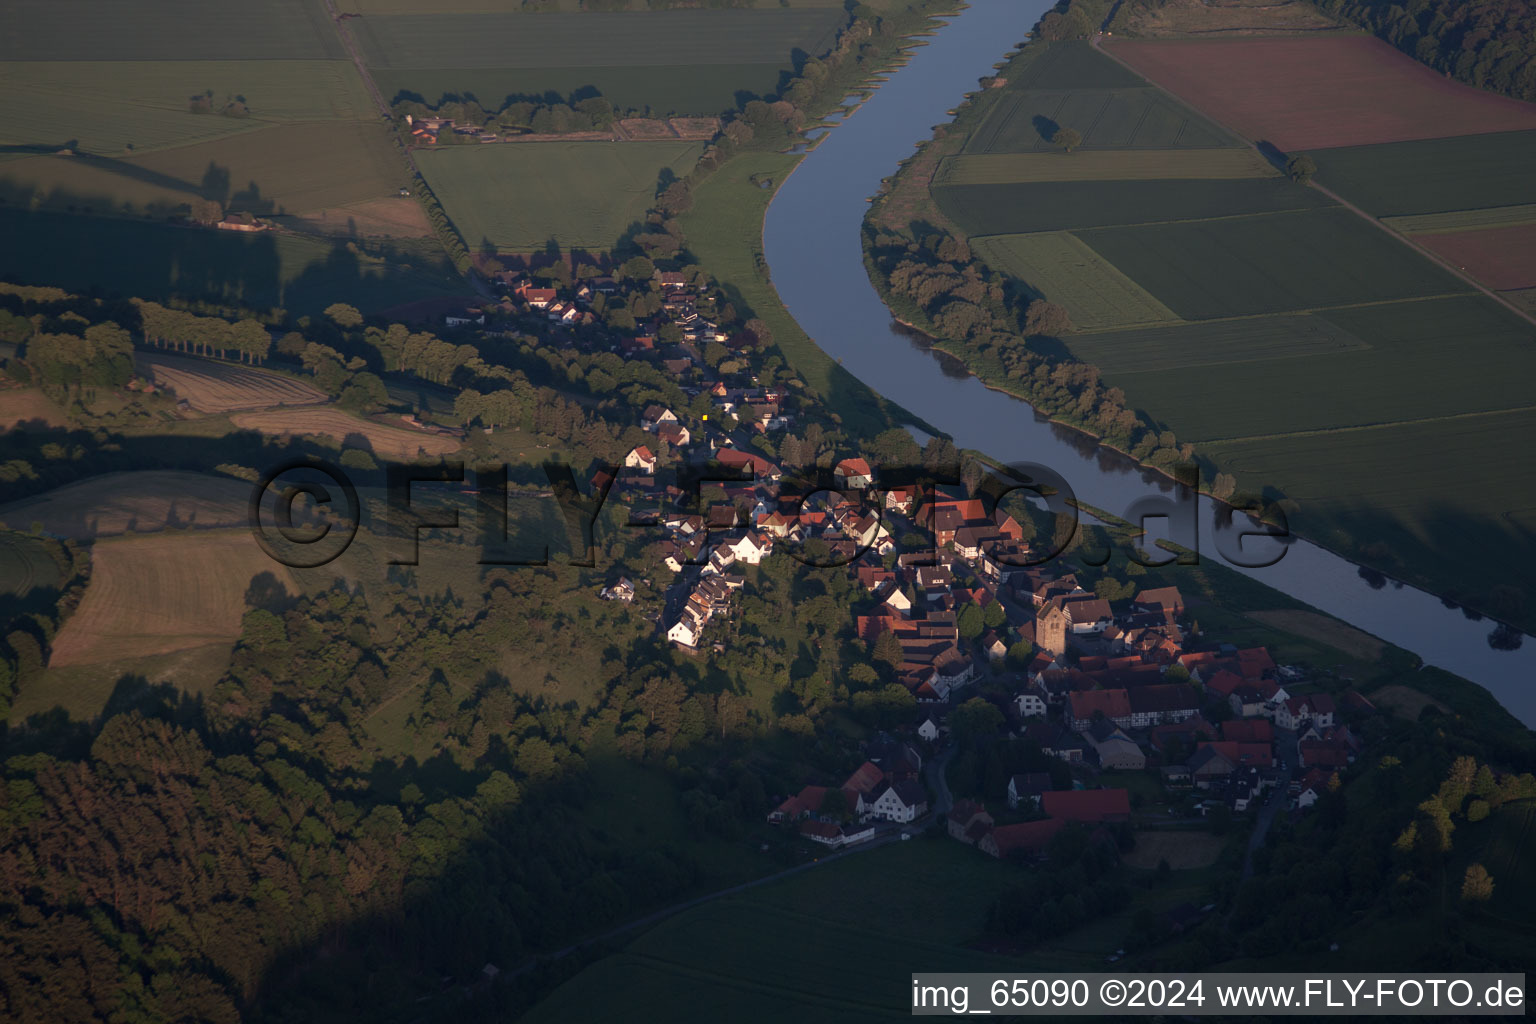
[135,352,327,413]
[0,387,68,430]
[936,148,1275,184]
[615,118,677,141]
[1247,610,1384,660]
[1075,207,1471,320]
[1119,0,1343,37]
[1105,36,1536,150]
[668,117,721,141]
[287,197,433,239]
[49,531,295,666]
[1067,314,1369,373]
[1384,204,1536,235]
[1418,224,1536,292]
[1368,684,1449,721]
[230,407,461,461]
[0,471,250,539]
[1122,830,1225,870]
[964,87,1235,154]
[935,177,1327,234]
[1310,132,1536,218]
[972,231,1179,331]
[416,140,702,250]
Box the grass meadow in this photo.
[933,176,1329,235]
[935,148,1275,185]
[0,207,461,314]
[0,60,377,158]
[416,140,702,251]
[971,231,1178,330]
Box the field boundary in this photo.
[1087,35,1536,331]
[936,147,1275,184]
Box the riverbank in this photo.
[858,30,1536,642]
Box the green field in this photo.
[0,207,461,314]
[376,64,785,117]
[1004,40,1151,92]
[936,148,1276,185]
[0,61,377,159]
[522,841,1022,1024]
[1455,800,1536,927]
[1383,203,1536,235]
[1071,297,1536,442]
[1311,131,1536,218]
[0,534,63,601]
[1,120,406,218]
[972,231,1178,330]
[3,0,342,61]
[1066,314,1371,374]
[1075,207,1473,320]
[417,140,701,251]
[935,177,1329,235]
[360,8,845,112]
[964,87,1236,154]
[1198,406,1536,600]
[355,9,843,69]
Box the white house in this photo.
[642,405,679,430]
[917,717,940,742]
[882,585,912,616]
[624,445,657,475]
[729,532,774,565]
[865,780,927,823]
[1013,691,1047,718]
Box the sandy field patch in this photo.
[231,406,461,461]
[1247,609,1385,660]
[135,352,327,413]
[50,531,295,666]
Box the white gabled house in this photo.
[864,780,928,823]
[1013,691,1047,718]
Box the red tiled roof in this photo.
[1221,719,1274,744]
[1068,688,1131,722]
[990,818,1066,856]
[1041,789,1130,823]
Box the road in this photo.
[1242,728,1299,879]
[926,743,957,815]
[1088,35,1536,332]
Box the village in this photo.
[443,249,1378,879]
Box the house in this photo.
[1132,586,1185,620]
[625,445,657,475]
[1067,688,1132,732]
[1275,693,1337,731]
[715,448,782,482]
[981,818,1065,860]
[1125,684,1202,728]
[598,577,635,603]
[1084,720,1146,771]
[865,779,928,823]
[834,457,874,490]
[1013,691,1047,719]
[656,422,691,448]
[1220,718,1274,744]
[769,784,829,823]
[444,311,485,327]
[1027,721,1087,763]
[1229,686,1269,719]
[641,405,679,430]
[977,630,1008,664]
[946,799,993,844]
[917,716,940,742]
[1006,772,1052,810]
[1040,788,1130,824]
[728,532,774,565]
[655,270,689,291]
[1296,769,1333,809]
[666,612,703,648]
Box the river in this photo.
[762,0,1536,727]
